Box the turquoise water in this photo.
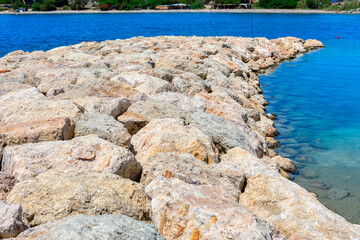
[1,13,360,223]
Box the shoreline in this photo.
[0,9,354,14]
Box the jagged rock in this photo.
[7,170,150,227]
[14,215,164,240]
[304,39,325,50]
[2,135,141,182]
[118,100,187,135]
[190,111,267,158]
[0,201,28,238]
[141,152,244,202]
[172,72,210,96]
[0,172,16,201]
[146,176,285,240]
[272,155,297,173]
[0,118,75,147]
[75,113,131,148]
[240,175,360,239]
[131,118,218,165]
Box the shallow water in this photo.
[1,13,360,223]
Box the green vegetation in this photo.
[257,0,297,9]
[0,6,9,10]
[96,0,204,10]
[31,0,56,11]
[70,0,88,10]
[12,0,25,9]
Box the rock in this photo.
[240,175,360,239]
[118,100,187,135]
[146,176,284,240]
[266,137,280,149]
[14,215,164,240]
[191,111,267,158]
[75,113,131,148]
[220,147,281,179]
[0,99,82,124]
[172,72,210,96]
[255,115,279,137]
[70,96,131,118]
[304,39,325,50]
[0,172,16,200]
[327,188,350,200]
[303,170,319,179]
[141,152,244,202]
[0,201,28,238]
[46,87,64,97]
[7,170,150,227]
[272,155,297,173]
[2,135,141,182]
[0,118,75,147]
[131,118,218,165]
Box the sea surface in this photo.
[1,13,360,223]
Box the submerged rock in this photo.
[14,215,164,240]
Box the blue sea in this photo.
[1,13,360,223]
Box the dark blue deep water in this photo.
[1,13,360,223]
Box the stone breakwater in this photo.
[0,36,359,239]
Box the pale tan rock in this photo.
[0,201,28,238]
[141,152,244,202]
[146,176,285,240]
[7,170,150,227]
[131,118,218,165]
[2,135,141,182]
[0,99,82,124]
[304,39,325,50]
[240,175,360,240]
[75,113,131,148]
[0,118,75,147]
[273,155,297,173]
[117,100,187,135]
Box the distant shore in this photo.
[0,9,355,14]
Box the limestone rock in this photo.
[75,113,131,148]
[7,170,150,226]
[191,111,267,158]
[172,72,210,96]
[118,100,187,135]
[0,118,75,147]
[304,39,325,50]
[272,155,297,173]
[0,172,16,201]
[141,152,244,202]
[0,201,28,238]
[240,175,360,239]
[131,118,218,165]
[14,215,164,240]
[146,176,284,240]
[2,135,141,182]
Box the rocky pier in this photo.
[0,36,359,239]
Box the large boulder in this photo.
[2,135,141,182]
[131,118,218,165]
[14,215,164,240]
[141,152,244,202]
[240,175,360,240]
[191,111,267,158]
[75,113,131,148]
[0,201,28,238]
[146,176,284,240]
[117,100,187,135]
[6,170,150,227]
[0,172,16,201]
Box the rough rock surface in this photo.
[13,215,164,240]
[0,201,28,238]
[6,170,150,227]
[1,36,355,240]
[2,135,141,182]
[75,113,131,148]
[146,176,285,240]
[0,172,16,200]
[132,118,218,165]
